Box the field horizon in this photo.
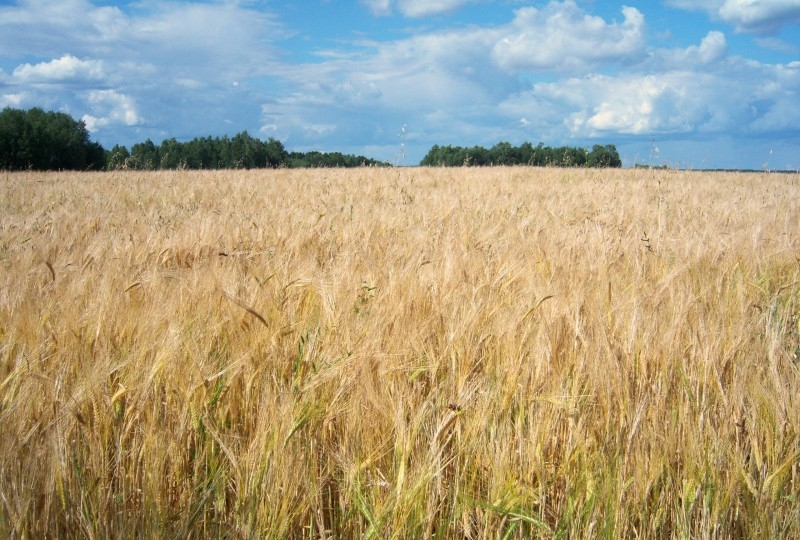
[1,167,798,538]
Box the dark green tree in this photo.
[130,139,159,170]
[230,131,261,168]
[0,107,106,170]
[104,131,383,171]
[587,144,622,167]
[489,141,518,165]
[263,137,289,168]
[420,140,621,168]
[106,144,131,170]
[158,138,185,169]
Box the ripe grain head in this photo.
[0,167,798,537]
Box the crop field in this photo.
[1,167,799,538]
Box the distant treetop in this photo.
[420,141,622,168]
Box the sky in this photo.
[1,0,799,169]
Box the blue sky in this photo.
[1,0,799,169]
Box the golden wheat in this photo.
[0,167,798,537]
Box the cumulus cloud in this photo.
[0,0,127,60]
[1,0,797,168]
[570,73,730,135]
[651,31,729,69]
[0,93,26,108]
[695,31,729,62]
[82,90,142,132]
[491,2,646,71]
[0,1,282,80]
[666,0,800,34]
[748,60,800,131]
[263,1,797,162]
[719,0,800,33]
[498,55,799,142]
[11,55,105,84]
[271,21,511,119]
[0,0,285,146]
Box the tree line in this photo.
[420,141,622,167]
[0,107,106,170]
[2,107,623,171]
[108,134,388,170]
[0,107,387,171]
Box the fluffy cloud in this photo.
[1,0,797,168]
[498,55,799,142]
[260,3,797,162]
[693,31,729,63]
[0,0,283,79]
[0,0,127,60]
[271,21,511,112]
[666,0,800,34]
[650,31,729,69]
[11,55,105,84]
[492,2,646,71]
[0,0,285,145]
[719,0,800,33]
[82,89,142,132]
[569,73,739,135]
[283,0,646,121]
[0,93,26,108]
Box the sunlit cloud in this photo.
[0,0,797,168]
[12,55,105,84]
[492,3,646,71]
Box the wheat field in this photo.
[0,167,798,538]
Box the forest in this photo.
[420,141,622,167]
[0,107,386,170]
[1,107,621,170]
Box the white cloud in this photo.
[0,93,26,108]
[284,0,646,125]
[695,31,729,63]
[748,61,800,131]
[260,2,797,164]
[719,0,800,33]
[80,114,104,132]
[491,2,646,71]
[270,23,509,119]
[0,1,283,81]
[1,0,796,169]
[83,89,142,131]
[0,0,285,146]
[11,55,105,84]
[361,0,392,16]
[498,55,799,142]
[567,73,727,135]
[666,0,800,34]
[0,0,127,60]
[651,31,728,69]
